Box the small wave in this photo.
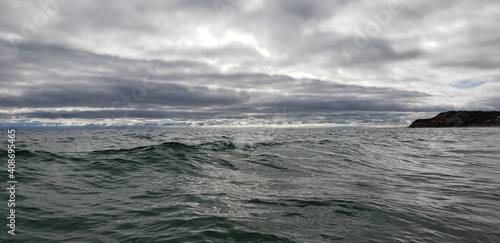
[200,140,289,151]
[244,198,369,210]
[86,140,289,154]
[4,149,37,157]
[199,140,238,151]
[91,142,194,154]
[9,149,70,160]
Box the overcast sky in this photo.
[1,0,499,127]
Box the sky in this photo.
[1,0,499,128]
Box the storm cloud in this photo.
[1,0,499,127]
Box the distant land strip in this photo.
[409,111,500,128]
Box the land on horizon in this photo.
[409,111,500,128]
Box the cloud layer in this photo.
[1,0,499,127]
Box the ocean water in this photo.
[2,127,500,242]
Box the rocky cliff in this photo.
[409,111,500,128]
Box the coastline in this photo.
[409,111,500,128]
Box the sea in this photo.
[1,127,500,242]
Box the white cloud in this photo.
[0,0,499,127]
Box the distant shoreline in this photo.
[409,111,500,128]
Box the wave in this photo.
[84,140,291,154]
[5,149,67,159]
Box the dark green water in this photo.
[2,128,500,242]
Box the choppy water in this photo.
[2,128,500,242]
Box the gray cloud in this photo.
[1,0,499,127]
